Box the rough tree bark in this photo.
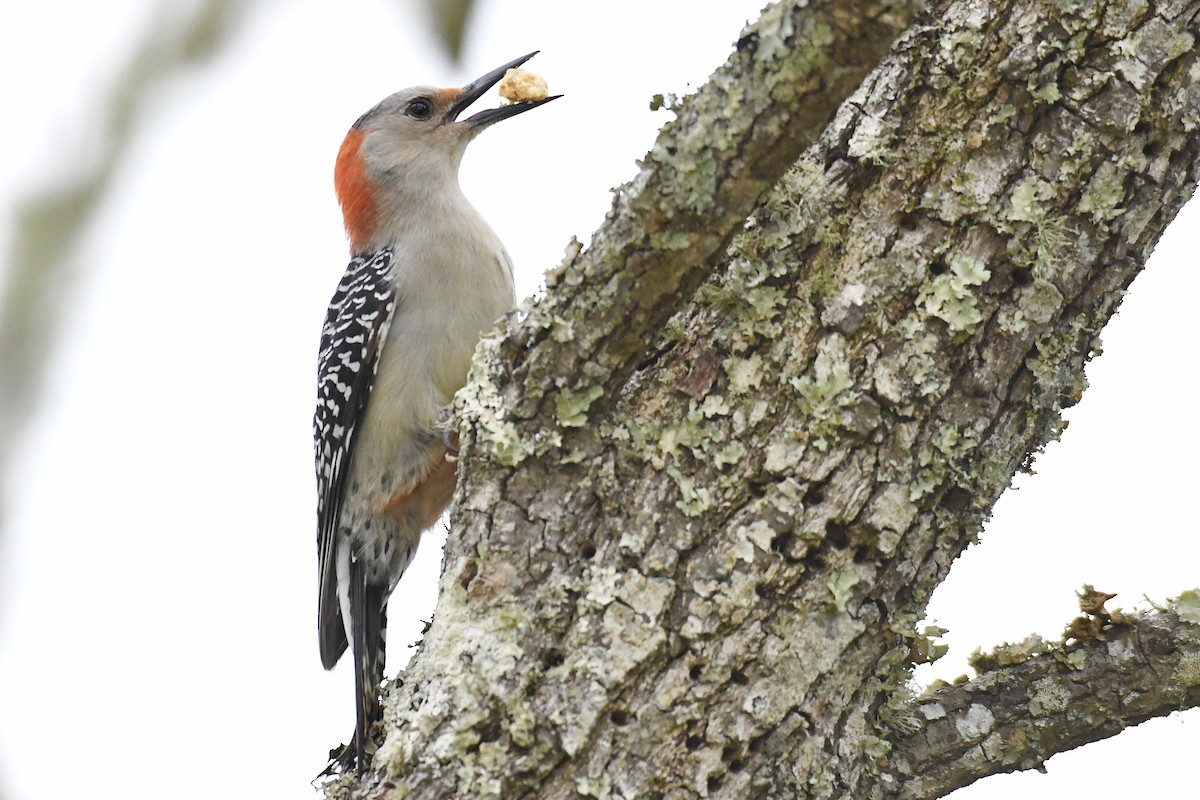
[324,0,1200,797]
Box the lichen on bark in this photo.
[329,1,1200,798]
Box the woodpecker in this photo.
[314,51,558,772]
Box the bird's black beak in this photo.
[446,51,561,129]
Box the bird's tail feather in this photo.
[349,558,387,773]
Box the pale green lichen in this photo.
[711,571,759,625]
[1059,128,1097,180]
[489,423,530,466]
[919,254,992,333]
[791,337,857,419]
[549,312,576,343]
[739,399,769,430]
[764,12,832,75]
[726,353,765,395]
[1101,0,1148,38]
[697,277,788,353]
[668,465,715,516]
[806,754,840,798]
[575,774,613,799]
[560,448,587,464]
[910,625,950,664]
[997,307,1028,333]
[1029,70,1062,103]
[623,421,661,467]
[645,402,730,470]
[700,394,731,418]
[747,2,795,65]
[863,735,892,764]
[826,570,861,610]
[909,466,939,502]
[1175,588,1200,625]
[1078,161,1127,222]
[555,385,604,428]
[649,230,692,251]
[458,330,531,466]
[649,134,720,215]
[1029,675,1071,717]
[907,352,944,396]
[935,9,986,69]
[986,103,1016,132]
[935,145,1010,219]
[1061,649,1088,670]
[742,283,788,321]
[1006,176,1056,223]
[1174,654,1200,689]
[713,440,747,469]
[910,425,978,501]
[839,281,868,307]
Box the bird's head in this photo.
[334,51,559,252]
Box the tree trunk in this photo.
[327,1,1200,797]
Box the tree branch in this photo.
[505,0,923,414]
[326,0,1200,797]
[890,601,1200,799]
[0,0,253,538]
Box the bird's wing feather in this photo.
[314,247,400,669]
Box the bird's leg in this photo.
[436,405,460,458]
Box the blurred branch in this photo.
[891,600,1200,799]
[425,0,476,61]
[0,0,254,535]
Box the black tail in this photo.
[349,558,387,774]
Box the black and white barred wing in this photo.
[314,246,399,668]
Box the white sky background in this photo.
[0,0,1196,798]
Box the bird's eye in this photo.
[406,98,433,120]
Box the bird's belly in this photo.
[337,298,501,581]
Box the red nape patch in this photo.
[334,128,377,251]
